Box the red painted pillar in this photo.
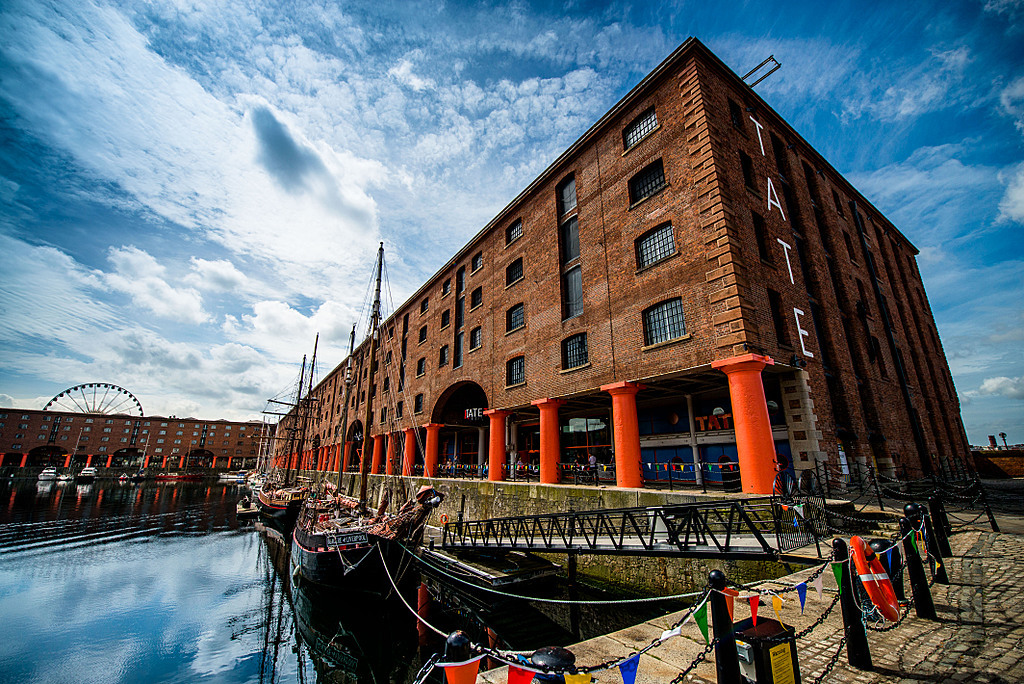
[106,455,114,468]
[19,453,28,468]
[371,435,384,475]
[423,424,442,477]
[160,455,166,468]
[484,409,510,482]
[63,453,72,468]
[225,455,231,469]
[602,381,645,488]
[711,354,777,494]
[342,441,353,472]
[178,454,185,469]
[403,428,416,476]
[385,433,397,476]
[86,454,94,467]
[531,398,565,485]
[212,456,218,469]
[144,454,152,468]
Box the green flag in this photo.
[831,561,844,596]
[694,601,709,644]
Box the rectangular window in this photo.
[770,132,790,179]
[562,266,583,319]
[562,333,588,369]
[628,159,666,205]
[414,394,424,413]
[439,345,449,367]
[470,326,482,350]
[832,189,845,216]
[729,98,744,128]
[635,222,675,269]
[380,407,387,424]
[623,107,657,149]
[843,232,857,261]
[767,289,790,345]
[442,279,451,296]
[752,212,772,262]
[441,310,451,329]
[560,215,580,263]
[418,326,427,343]
[470,287,482,309]
[506,303,525,332]
[420,298,429,313]
[471,252,483,271]
[643,298,687,346]
[740,151,756,190]
[506,220,523,245]
[396,401,403,418]
[456,266,466,294]
[506,356,525,386]
[506,258,523,286]
[557,175,576,216]
[454,331,463,368]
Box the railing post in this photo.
[900,507,936,620]
[701,463,707,494]
[832,538,872,669]
[708,570,740,683]
[927,497,952,558]
[921,509,949,585]
[976,478,1000,532]
[869,464,885,511]
[822,461,832,497]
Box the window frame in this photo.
[622,107,658,150]
[642,297,688,347]
[506,356,525,387]
[506,258,524,287]
[470,286,483,310]
[628,158,667,206]
[562,332,589,370]
[506,303,525,333]
[505,219,523,245]
[469,326,482,350]
[635,222,676,270]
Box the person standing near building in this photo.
[588,451,598,485]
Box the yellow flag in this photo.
[772,595,784,625]
[563,674,591,684]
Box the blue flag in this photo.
[618,654,640,684]
[796,582,807,613]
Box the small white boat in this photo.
[77,467,97,483]
[57,473,73,483]
[38,467,58,481]
[218,470,248,483]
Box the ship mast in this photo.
[334,324,356,492]
[358,242,385,509]
[284,354,306,486]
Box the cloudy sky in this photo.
[0,0,1021,444]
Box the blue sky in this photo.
[0,0,1021,445]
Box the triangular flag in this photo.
[440,655,484,684]
[832,561,844,595]
[910,533,919,555]
[563,674,591,684]
[796,582,807,613]
[507,666,534,684]
[794,504,805,518]
[772,595,784,625]
[782,504,789,511]
[813,575,823,601]
[723,587,739,621]
[884,548,892,572]
[794,516,800,527]
[749,596,760,626]
[618,654,640,684]
[660,625,682,642]
[694,601,709,644]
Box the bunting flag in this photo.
[660,625,682,642]
[794,504,805,519]
[831,561,844,595]
[563,673,591,684]
[910,532,919,555]
[796,582,808,613]
[618,654,640,684]
[694,601,709,644]
[884,548,893,571]
[813,575,823,601]
[439,655,484,684]
[507,666,534,684]
[772,595,784,625]
[794,516,800,528]
[723,587,739,621]
[749,596,760,626]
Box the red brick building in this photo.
[0,408,266,472]
[280,38,970,493]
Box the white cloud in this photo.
[186,258,251,293]
[978,376,1024,400]
[97,246,208,324]
[998,163,1024,223]
[388,57,435,92]
[0,394,14,408]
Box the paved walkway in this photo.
[477,516,1024,683]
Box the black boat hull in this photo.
[256,495,302,529]
[290,526,415,593]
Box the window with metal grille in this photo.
[472,252,483,271]
[439,345,449,367]
[441,310,450,328]
[557,175,576,216]
[506,258,523,286]
[623,107,657,149]
[418,325,427,343]
[562,266,583,319]
[416,358,425,376]
[506,356,525,386]
[506,303,524,332]
[414,394,423,413]
[442,279,451,296]
[635,222,675,269]
[396,402,403,418]
[560,215,579,263]
[729,99,744,129]
[642,298,687,346]
[420,298,429,313]
[562,333,588,369]
[454,331,463,368]
[628,159,666,204]
[506,220,523,244]
[470,287,482,309]
[470,326,482,349]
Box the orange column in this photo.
[711,353,777,494]
[212,456,218,469]
[144,454,152,468]
[159,455,166,468]
[423,424,442,477]
[106,455,114,468]
[385,433,397,476]
[19,453,27,468]
[178,454,185,468]
[403,428,416,476]
[63,453,72,468]
[602,381,645,488]
[371,435,384,474]
[532,398,565,485]
[342,441,353,472]
[225,455,231,469]
[484,409,510,482]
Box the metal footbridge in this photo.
[440,496,827,561]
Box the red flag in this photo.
[507,666,534,684]
[749,596,759,626]
[440,656,484,684]
[723,587,739,621]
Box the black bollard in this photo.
[927,498,953,558]
[975,478,1000,533]
[444,630,474,662]
[708,570,741,683]
[832,538,872,670]
[531,646,576,679]
[899,516,936,620]
[870,539,905,603]
[921,511,950,585]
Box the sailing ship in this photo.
[290,243,444,589]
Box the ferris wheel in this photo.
[44,383,144,416]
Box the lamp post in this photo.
[999,432,1008,450]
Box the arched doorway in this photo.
[28,445,67,467]
[186,449,215,469]
[112,447,145,468]
[431,382,488,476]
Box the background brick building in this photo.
[279,38,970,492]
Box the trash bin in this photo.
[732,617,801,684]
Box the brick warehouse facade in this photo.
[276,38,970,493]
[0,408,266,472]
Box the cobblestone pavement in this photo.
[477,529,1024,683]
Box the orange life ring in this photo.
[439,513,450,525]
[850,535,900,622]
